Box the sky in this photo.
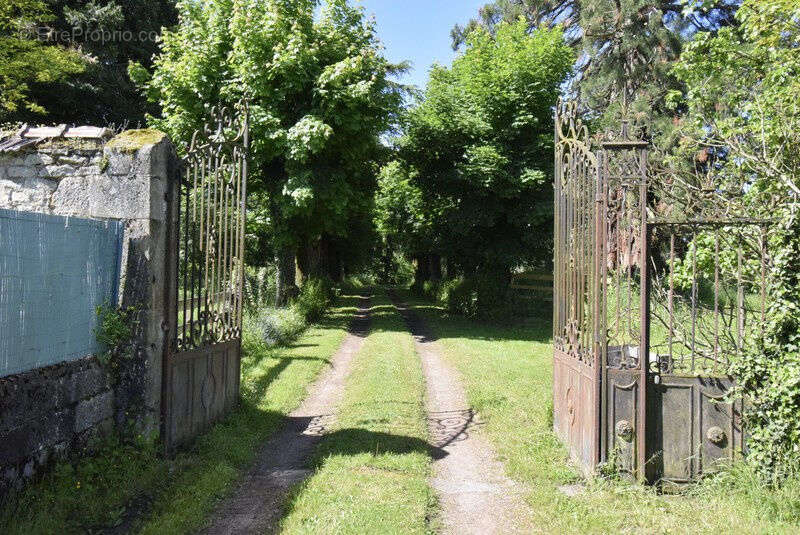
[355,0,488,90]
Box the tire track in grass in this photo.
[279,292,437,535]
[200,295,371,535]
[390,293,531,535]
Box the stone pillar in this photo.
[103,131,179,434]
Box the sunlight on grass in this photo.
[0,297,358,535]
[280,292,437,535]
[406,294,800,534]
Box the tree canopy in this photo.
[377,21,573,308]
[452,0,739,125]
[136,0,407,299]
[0,0,85,122]
[1,1,176,126]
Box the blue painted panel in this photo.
[0,209,123,377]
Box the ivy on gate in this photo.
[731,205,800,481]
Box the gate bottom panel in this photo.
[554,348,598,474]
[603,367,640,478]
[647,375,744,489]
[165,339,241,450]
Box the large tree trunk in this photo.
[268,171,296,305]
[326,240,344,282]
[445,257,456,279]
[275,246,296,306]
[297,237,328,283]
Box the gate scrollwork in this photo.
[553,98,599,365]
[176,102,249,351]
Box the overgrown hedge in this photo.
[732,206,800,481]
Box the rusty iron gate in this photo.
[553,100,767,485]
[162,103,249,451]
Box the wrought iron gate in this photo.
[553,100,765,484]
[162,103,249,451]
[553,100,601,471]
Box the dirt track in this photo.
[200,296,371,535]
[392,298,530,535]
[201,293,529,534]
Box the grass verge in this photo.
[404,292,800,534]
[279,291,437,535]
[0,296,359,535]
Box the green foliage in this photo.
[388,21,572,305]
[382,251,416,287]
[438,278,478,318]
[672,0,800,478]
[670,0,800,212]
[247,275,335,346]
[250,306,307,348]
[293,277,335,322]
[731,207,800,481]
[1,1,176,125]
[138,0,406,280]
[374,161,430,256]
[422,277,508,320]
[454,1,738,126]
[243,265,278,312]
[0,0,85,121]
[578,0,683,126]
[669,230,764,292]
[0,432,164,533]
[94,303,137,369]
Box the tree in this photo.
[397,21,573,310]
[453,1,739,125]
[2,1,176,126]
[374,160,436,285]
[669,0,800,479]
[0,0,84,123]
[135,0,406,303]
[451,0,580,48]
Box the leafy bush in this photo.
[389,252,416,287]
[422,279,441,299]
[731,208,800,481]
[434,275,519,320]
[343,272,377,289]
[94,304,140,383]
[94,304,137,355]
[472,271,513,320]
[243,266,277,312]
[439,278,478,317]
[293,277,335,322]
[243,276,336,350]
[252,306,307,347]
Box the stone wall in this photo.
[0,127,179,496]
[0,359,114,488]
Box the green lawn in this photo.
[5,289,797,534]
[404,293,800,534]
[0,296,358,535]
[279,292,437,534]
